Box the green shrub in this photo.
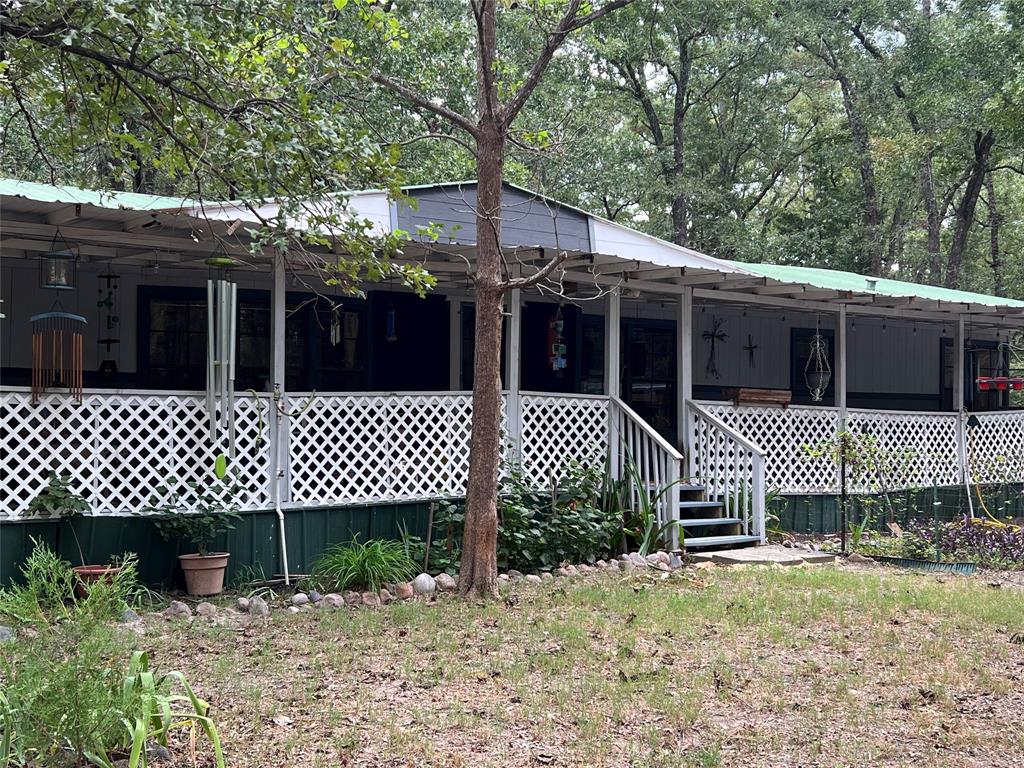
[0,545,223,767]
[145,475,241,557]
[404,459,623,574]
[313,538,418,592]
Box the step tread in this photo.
[683,534,761,549]
[678,500,724,509]
[678,517,742,527]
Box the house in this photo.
[2,178,1023,582]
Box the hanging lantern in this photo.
[31,310,87,404]
[39,230,78,290]
[804,318,831,402]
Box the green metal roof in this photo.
[728,261,1024,308]
[0,177,190,211]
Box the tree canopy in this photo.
[4,0,1023,297]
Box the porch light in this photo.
[39,230,78,290]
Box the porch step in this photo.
[678,500,724,510]
[678,517,741,528]
[682,534,761,549]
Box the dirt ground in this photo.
[145,562,1024,767]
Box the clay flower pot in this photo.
[179,553,230,596]
[71,564,121,599]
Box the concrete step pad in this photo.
[689,544,837,565]
[682,534,761,549]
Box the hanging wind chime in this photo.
[548,306,567,375]
[96,264,121,378]
[205,252,238,455]
[31,230,86,404]
[804,316,832,402]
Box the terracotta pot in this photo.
[179,553,230,596]
[71,564,121,599]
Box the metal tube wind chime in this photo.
[31,231,87,404]
[206,276,238,455]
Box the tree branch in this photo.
[502,0,635,125]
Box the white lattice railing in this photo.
[697,401,840,493]
[968,411,1024,485]
[695,400,1024,494]
[609,397,682,545]
[287,391,486,505]
[687,401,766,541]
[520,392,609,488]
[1,387,271,517]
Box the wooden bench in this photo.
[724,388,792,408]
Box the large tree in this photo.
[330,0,633,598]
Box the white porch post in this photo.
[605,290,621,399]
[676,286,694,478]
[836,304,848,430]
[448,296,461,390]
[269,251,291,583]
[953,314,970,497]
[505,288,522,458]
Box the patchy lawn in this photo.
[147,564,1024,767]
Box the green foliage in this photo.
[145,476,242,557]
[0,542,222,767]
[313,538,417,593]
[23,473,89,519]
[404,459,623,574]
[0,542,142,627]
[621,459,684,556]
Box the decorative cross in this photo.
[702,316,728,379]
[744,334,759,368]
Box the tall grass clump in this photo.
[313,538,417,593]
[0,543,223,767]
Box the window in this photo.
[147,296,207,390]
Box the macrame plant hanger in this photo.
[31,229,86,404]
[804,314,832,402]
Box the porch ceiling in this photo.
[3,177,1023,327]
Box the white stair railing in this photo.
[687,400,767,542]
[608,396,683,546]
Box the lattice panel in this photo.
[969,411,1024,485]
[1,389,270,517]
[520,395,609,487]
[697,402,839,493]
[287,392,485,505]
[845,409,960,491]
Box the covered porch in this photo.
[3,179,1024,546]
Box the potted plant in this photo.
[23,472,120,596]
[146,474,241,596]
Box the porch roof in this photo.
[2,176,1023,325]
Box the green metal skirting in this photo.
[774,484,1024,535]
[0,501,435,588]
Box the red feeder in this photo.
[995,377,1010,391]
[1012,378,1024,391]
[976,377,993,391]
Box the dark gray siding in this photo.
[396,183,592,252]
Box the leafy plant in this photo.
[621,459,684,556]
[0,547,223,767]
[145,475,242,557]
[23,473,90,565]
[313,537,417,593]
[848,508,874,550]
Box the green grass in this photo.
[145,565,1024,767]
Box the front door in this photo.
[621,320,676,444]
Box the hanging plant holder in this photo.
[804,318,831,402]
[31,310,87,404]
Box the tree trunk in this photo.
[984,172,1004,296]
[920,153,942,280]
[946,129,995,289]
[835,71,882,275]
[459,0,503,599]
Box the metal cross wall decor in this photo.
[702,316,728,379]
[744,334,759,369]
